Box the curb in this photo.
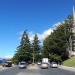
[59,65,75,72]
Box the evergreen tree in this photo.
[13,31,32,63]
[32,34,41,62]
[43,16,72,61]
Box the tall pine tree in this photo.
[13,31,32,63]
[32,34,41,62]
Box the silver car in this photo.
[41,63,48,69]
[50,62,58,68]
[18,61,27,69]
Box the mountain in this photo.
[0,58,7,64]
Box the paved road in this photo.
[0,66,75,75]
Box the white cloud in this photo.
[52,22,61,30]
[42,28,53,40]
[28,22,61,42]
[19,22,61,43]
[3,55,13,59]
[35,28,53,42]
[28,28,53,43]
[28,31,35,41]
[0,55,13,59]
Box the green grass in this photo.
[63,56,75,67]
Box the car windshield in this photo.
[20,63,25,65]
[51,62,57,64]
[20,62,26,65]
[42,63,47,64]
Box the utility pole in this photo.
[32,47,35,64]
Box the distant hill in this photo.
[63,56,75,67]
[0,58,3,64]
[0,58,7,64]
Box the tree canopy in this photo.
[43,16,72,61]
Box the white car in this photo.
[41,63,48,69]
[18,61,27,69]
[37,62,41,65]
[50,62,58,68]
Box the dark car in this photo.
[2,61,12,67]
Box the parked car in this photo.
[18,61,27,69]
[50,62,58,68]
[37,62,41,65]
[41,63,48,69]
[2,61,12,67]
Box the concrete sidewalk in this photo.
[59,65,75,72]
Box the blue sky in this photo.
[0,0,75,58]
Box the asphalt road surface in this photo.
[0,66,75,75]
